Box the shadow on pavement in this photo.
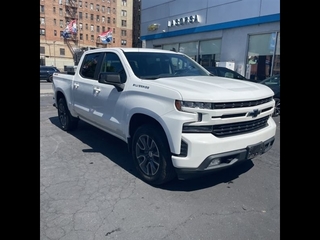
[159,160,254,191]
[49,116,254,191]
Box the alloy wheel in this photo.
[135,134,160,176]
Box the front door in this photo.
[90,52,127,138]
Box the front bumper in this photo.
[174,136,275,180]
[171,116,276,180]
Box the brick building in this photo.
[40,0,138,71]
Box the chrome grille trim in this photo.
[213,97,272,109]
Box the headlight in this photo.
[175,100,213,111]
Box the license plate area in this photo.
[247,142,264,159]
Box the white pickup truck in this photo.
[52,47,276,185]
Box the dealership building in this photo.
[139,0,280,81]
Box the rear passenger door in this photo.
[73,52,103,121]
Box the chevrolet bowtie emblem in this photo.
[248,109,261,118]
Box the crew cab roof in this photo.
[83,47,180,54]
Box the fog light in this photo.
[208,158,221,167]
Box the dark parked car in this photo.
[204,66,249,80]
[259,75,280,117]
[40,66,60,82]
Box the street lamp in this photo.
[53,41,56,66]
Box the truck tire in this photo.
[57,98,78,131]
[132,124,176,185]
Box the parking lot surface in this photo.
[40,92,280,240]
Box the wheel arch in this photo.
[55,90,65,104]
[128,113,170,154]
[54,89,78,117]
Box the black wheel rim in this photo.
[135,134,160,176]
[58,102,67,126]
[274,99,280,116]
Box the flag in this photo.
[62,20,77,39]
[98,30,112,44]
[69,20,77,34]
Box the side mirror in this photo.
[98,72,121,84]
[98,72,124,91]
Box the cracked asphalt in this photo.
[40,91,280,240]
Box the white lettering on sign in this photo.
[168,15,199,27]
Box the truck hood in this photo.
[149,76,274,101]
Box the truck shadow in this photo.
[49,117,254,191]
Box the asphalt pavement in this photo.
[40,87,280,240]
[40,82,54,94]
[40,89,53,94]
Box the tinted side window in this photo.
[80,53,101,79]
[100,52,126,83]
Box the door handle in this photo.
[93,87,101,93]
[74,83,79,89]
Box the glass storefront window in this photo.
[246,32,280,81]
[162,43,179,52]
[272,32,280,76]
[163,40,222,65]
[161,40,222,65]
[199,39,221,67]
[179,41,198,61]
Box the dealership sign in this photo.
[168,15,199,27]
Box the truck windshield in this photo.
[124,52,210,79]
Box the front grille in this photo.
[212,116,269,137]
[213,97,272,109]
